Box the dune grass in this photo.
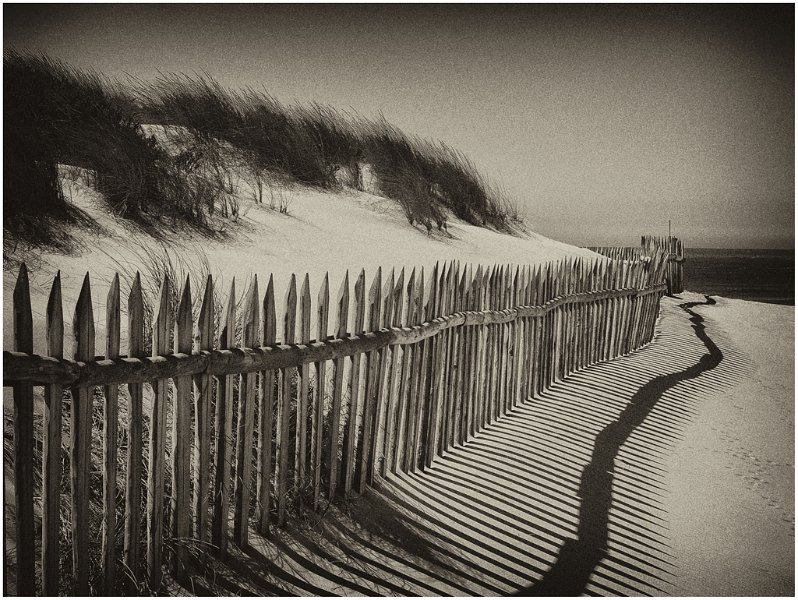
[4,51,521,250]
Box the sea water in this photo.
[684,248,794,305]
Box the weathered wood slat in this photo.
[257,276,276,535]
[342,270,366,495]
[195,275,214,543]
[420,262,440,470]
[234,278,259,548]
[312,274,329,509]
[212,279,236,556]
[277,275,297,525]
[294,275,312,506]
[173,277,193,576]
[327,272,348,500]
[383,269,405,474]
[405,268,426,471]
[42,271,63,596]
[125,273,144,586]
[12,264,35,597]
[147,275,171,591]
[393,268,414,473]
[356,267,381,492]
[71,272,95,595]
[103,273,121,592]
[372,269,394,480]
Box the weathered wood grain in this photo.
[71,272,95,595]
[212,279,236,556]
[147,275,171,590]
[328,272,348,500]
[342,269,365,496]
[195,275,214,543]
[125,272,144,584]
[277,275,297,525]
[234,277,259,548]
[42,271,63,596]
[312,273,329,509]
[295,275,311,505]
[13,264,35,597]
[257,276,276,534]
[103,273,121,592]
[356,268,381,492]
[173,277,193,576]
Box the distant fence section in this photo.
[588,235,684,295]
[3,249,669,595]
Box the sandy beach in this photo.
[664,295,794,596]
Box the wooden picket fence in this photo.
[3,251,669,595]
[588,235,685,295]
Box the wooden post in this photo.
[212,279,236,556]
[42,272,63,596]
[356,268,381,492]
[312,274,329,509]
[103,274,121,592]
[125,273,144,585]
[173,277,193,574]
[234,277,259,547]
[371,269,394,481]
[393,268,414,473]
[147,275,170,591]
[421,263,440,469]
[383,269,405,475]
[342,270,365,496]
[12,264,35,597]
[257,276,276,535]
[195,276,214,544]
[295,275,312,505]
[71,272,95,595]
[277,275,297,525]
[405,268,426,472]
[327,272,348,500]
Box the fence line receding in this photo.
[4,248,670,595]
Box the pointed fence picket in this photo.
[2,237,673,596]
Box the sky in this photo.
[4,3,795,248]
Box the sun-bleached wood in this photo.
[312,274,329,509]
[257,276,276,534]
[295,275,311,504]
[357,267,381,492]
[234,277,259,547]
[195,275,214,543]
[212,279,236,556]
[372,269,394,480]
[342,269,365,496]
[172,277,193,578]
[328,272,348,499]
[277,275,297,524]
[147,275,171,591]
[71,272,95,595]
[125,273,144,585]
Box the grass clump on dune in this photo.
[4,51,521,251]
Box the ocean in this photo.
[684,248,794,305]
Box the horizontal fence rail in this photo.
[588,235,685,294]
[4,250,669,596]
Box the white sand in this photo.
[3,170,595,356]
[663,294,794,596]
